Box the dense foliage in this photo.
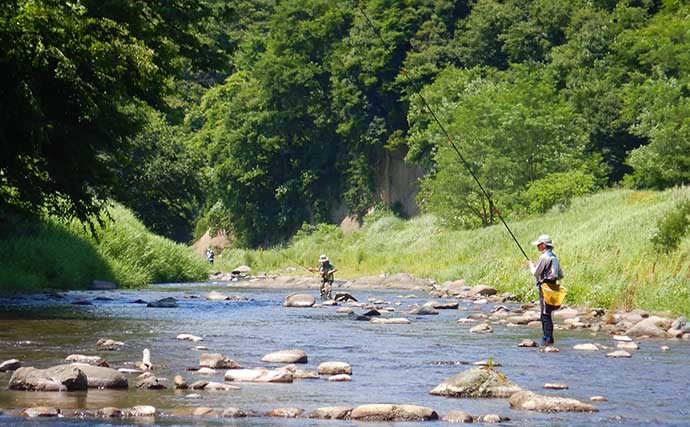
[2,0,690,247]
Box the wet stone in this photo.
[0,359,22,372]
[307,406,353,420]
[590,396,608,402]
[147,297,178,308]
[96,407,124,418]
[469,323,493,334]
[328,374,352,382]
[318,361,352,376]
[267,407,302,418]
[21,406,61,417]
[477,414,509,423]
[128,405,156,417]
[222,407,252,418]
[517,339,538,348]
[606,350,632,358]
[96,339,124,351]
[261,349,308,364]
[442,410,474,423]
[429,367,520,398]
[544,383,569,390]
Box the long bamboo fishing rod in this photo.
[354,1,530,261]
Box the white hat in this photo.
[319,254,329,262]
[531,234,554,247]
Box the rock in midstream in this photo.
[65,354,105,365]
[307,406,353,420]
[21,406,61,417]
[0,359,22,372]
[469,323,494,334]
[348,404,438,421]
[128,405,156,417]
[318,361,352,375]
[626,316,671,338]
[70,363,128,389]
[200,353,241,369]
[95,407,124,418]
[283,293,315,307]
[174,375,188,389]
[328,374,352,382]
[9,365,88,391]
[509,390,598,412]
[224,368,293,383]
[429,367,522,398]
[96,339,124,351]
[442,410,474,423]
[147,297,178,308]
[261,349,308,364]
[267,407,302,418]
[177,334,203,342]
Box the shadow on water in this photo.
[0,282,689,426]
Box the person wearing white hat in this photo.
[528,234,564,345]
[309,254,337,300]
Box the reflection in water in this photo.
[0,284,689,426]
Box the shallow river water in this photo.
[0,282,688,426]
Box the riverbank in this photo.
[0,205,208,292]
[215,188,690,316]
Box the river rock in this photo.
[613,335,632,342]
[573,343,599,351]
[442,410,474,423]
[224,368,293,383]
[509,390,598,412]
[267,407,302,418]
[71,364,128,389]
[349,404,438,421]
[606,350,632,358]
[222,407,251,418]
[318,361,352,375]
[0,359,22,372]
[197,367,217,375]
[136,375,166,389]
[9,365,88,391]
[626,316,671,338]
[617,341,639,350]
[553,308,579,320]
[284,293,315,307]
[457,318,476,324]
[469,323,493,334]
[477,414,510,423]
[174,375,188,389]
[328,374,352,382]
[334,292,357,302]
[517,340,538,348]
[307,406,353,419]
[544,383,569,390]
[661,345,670,351]
[189,380,239,391]
[96,339,124,351]
[371,317,410,324]
[65,354,105,365]
[429,301,460,310]
[279,364,319,379]
[590,396,608,402]
[177,334,203,342]
[128,405,156,417]
[411,305,439,315]
[473,359,502,367]
[206,291,229,301]
[429,367,521,398]
[147,297,178,308]
[21,406,61,417]
[200,353,240,369]
[261,349,307,364]
[337,307,353,314]
[96,407,124,418]
[540,346,560,353]
[468,285,497,297]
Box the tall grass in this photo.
[0,204,208,292]
[217,189,690,316]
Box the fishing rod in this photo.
[353,1,530,261]
[275,249,313,273]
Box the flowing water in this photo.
[0,282,688,426]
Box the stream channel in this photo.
[0,282,688,426]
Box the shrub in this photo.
[650,198,690,253]
[525,170,597,213]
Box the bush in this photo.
[650,198,690,253]
[525,170,597,213]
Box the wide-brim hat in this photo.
[531,234,554,247]
[319,254,329,262]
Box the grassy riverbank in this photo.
[218,189,690,316]
[0,205,208,291]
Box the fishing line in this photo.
[354,1,529,261]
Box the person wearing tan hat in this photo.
[528,234,564,345]
[309,254,337,300]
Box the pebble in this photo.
[573,343,599,351]
[192,346,208,351]
[177,334,203,342]
[469,323,494,334]
[517,339,538,348]
[661,345,670,352]
[617,341,639,350]
[328,374,352,382]
[539,346,560,353]
[196,367,217,375]
[590,396,608,402]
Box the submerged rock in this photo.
[328,374,352,382]
[509,390,598,412]
[261,349,308,364]
[147,297,178,308]
[469,324,493,334]
[9,365,88,391]
[349,404,438,421]
[442,410,474,423]
[371,317,411,324]
[21,406,61,417]
[284,293,316,307]
[573,343,599,351]
[429,367,521,398]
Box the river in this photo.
[0,282,688,426]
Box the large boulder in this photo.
[349,404,438,421]
[307,406,353,420]
[9,365,88,391]
[468,285,497,297]
[509,391,598,412]
[626,316,671,338]
[224,368,293,383]
[200,353,241,369]
[283,293,315,308]
[429,367,522,398]
[70,364,128,389]
[261,349,308,364]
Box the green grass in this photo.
[216,188,690,316]
[0,204,208,292]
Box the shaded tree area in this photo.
[2,0,690,245]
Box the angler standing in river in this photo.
[309,254,337,300]
[528,234,564,345]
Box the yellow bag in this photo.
[541,283,567,307]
